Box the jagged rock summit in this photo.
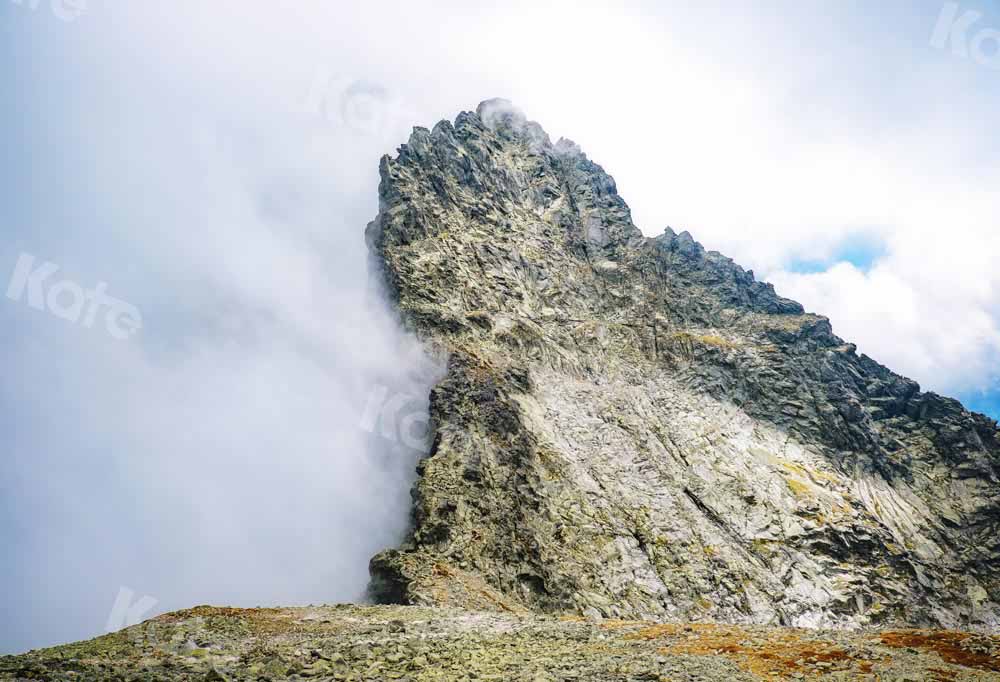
[367,99,1000,631]
[6,100,1000,682]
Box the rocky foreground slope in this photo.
[367,100,1000,631]
[3,605,1000,681]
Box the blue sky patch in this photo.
[957,390,1000,422]
[786,233,888,274]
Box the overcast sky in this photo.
[2,0,999,653]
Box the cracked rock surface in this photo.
[366,99,1000,631]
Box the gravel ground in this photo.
[2,604,999,681]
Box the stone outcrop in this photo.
[367,99,1000,631]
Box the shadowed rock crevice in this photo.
[366,99,1000,631]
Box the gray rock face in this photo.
[366,99,1000,631]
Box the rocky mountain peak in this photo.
[7,100,1000,682]
[366,101,1000,631]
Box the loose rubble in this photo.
[4,605,1000,681]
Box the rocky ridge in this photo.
[5,100,1000,682]
[366,99,1000,631]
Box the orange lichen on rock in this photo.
[627,623,874,680]
[881,630,1000,672]
[598,619,649,631]
[625,622,711,640]
[928,666,959,682]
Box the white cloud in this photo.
[770,260,1000,393]
[765,179,1000,393]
